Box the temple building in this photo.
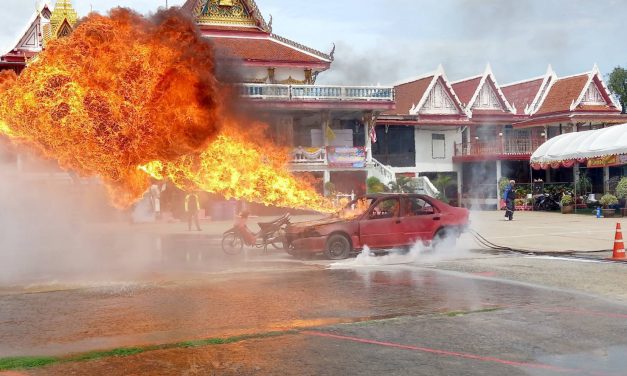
[180,0,396,197]
[1,0,625,209]
[0,1,77,74]
[377,63,625,208]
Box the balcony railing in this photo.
[240,84,394,102]
[455,138,545,157]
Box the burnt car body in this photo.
[284,193,470,259]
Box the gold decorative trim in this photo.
[278,76,307,85]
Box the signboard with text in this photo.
[327,147,366,168]
[586,154,627,168]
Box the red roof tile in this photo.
[536,75,588,114]
[385,76,433,115]
[502,78,543,115]
[208,37,330,65]
[452,77,481,106]
[576,104,617,112]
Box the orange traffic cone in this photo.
[610,223,625,260]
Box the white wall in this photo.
[391,127,461,174]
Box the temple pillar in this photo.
[496,160,502,204]
[323,170,331,196]
[363,112,374,163]
[603,166,610,194]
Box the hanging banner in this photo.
[327,146,366,168]
[587,155,619,168]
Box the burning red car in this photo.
[284,193,470,259]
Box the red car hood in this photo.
[287,216,346,233]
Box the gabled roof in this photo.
[2,2,51,60]
[182,0,333,67]
[384,65,466,117]
[502,77,544,115]
[534,65,620,115]
[451,76,482,107]
[451,64,516,116]
[209,36,332,65]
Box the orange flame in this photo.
[0,9,332,212]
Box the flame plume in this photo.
[0,9,331,212]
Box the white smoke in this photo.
[329,231,476,269]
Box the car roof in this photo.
[362,193,430,200]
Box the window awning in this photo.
[530,123,627,164]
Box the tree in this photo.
[433,173,456,203]
[388,176,416,193]
[366,176,386,193]
[607,66,627,114]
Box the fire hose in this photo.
[467,229,625,264]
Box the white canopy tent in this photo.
[531,123,627,165]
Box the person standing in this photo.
[185,191,202,231]
[503,180,515,221]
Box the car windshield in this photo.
[336,197,374,220]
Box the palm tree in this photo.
[388,176,416,193]
[433,173,456,202]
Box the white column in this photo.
[603,166,610,194]
[323,170,331,196]
[496,160,502,204]
[365,112,373,163]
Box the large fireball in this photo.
[0,8,331,212]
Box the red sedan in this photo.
[284,193,470,259]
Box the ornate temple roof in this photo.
[181,0,332,67]
[181,0,270,32]
[44,0,78,43]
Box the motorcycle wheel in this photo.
[222,233,244,255]
[271,229,286,249]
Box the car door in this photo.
[359,197,405,249]
[401,196,441,243]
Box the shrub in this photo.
[324,182,336,197]
[576,173,592,194]
[600,194,618,208]
[366,177,386,194]
[560,194,573,206]
[615,177,627,200]
[498,177,510,194]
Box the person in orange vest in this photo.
[184,191,202,231]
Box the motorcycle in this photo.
[533,193,561,211]
[221,213,291,255]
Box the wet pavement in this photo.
[2,233,627,375]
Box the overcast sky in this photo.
[1,0,625,85]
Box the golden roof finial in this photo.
[43,0,78,45]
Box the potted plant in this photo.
[615,177,627,217]
[560,194,574,214]
[599,194,619,218]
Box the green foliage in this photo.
[615,177,627,199]
[388,176,416,193]
[324,181,336,197]
[498,177,510,193]
[366,176,386,193]
[600,194,618,208]
[607,66,627,114]
[0,356,57,371]
[515,186,531,199]
[433,173,456,200]
[560,194,573,206]
[576,173,592,194]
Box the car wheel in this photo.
[432,228,457,251]
[325,234,351,260]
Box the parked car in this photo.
[284,193,470,260]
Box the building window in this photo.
[432,133,445,159]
